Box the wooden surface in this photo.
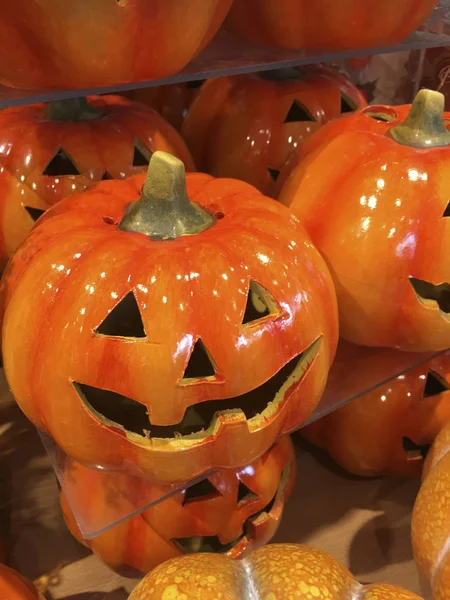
[0,371,431,600]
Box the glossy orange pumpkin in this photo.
[1,151,338,483]
[129,543,424,600]
[226,0,438,50]
[303,350,450,477]
[0,564,44,600]
[61,436,295,576]
[412,420,450,600]
[0,94,194,270]
[0,1,232,89]
[182,66,366,196]
[124,81,204,131]
[279,89,450,352]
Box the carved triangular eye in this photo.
[43,147,81,176]
[182,479,221,506]
[242,281,279,325]
[24,206,45,221]
[237,480,259,504]
[424,370,449,397]
[442,202,450,217]
[95,292,146,338]
[340,94,357,114]
[133,140,151,167]
[268,168,280,182]
[181,339,216,380]
[101,171,114,181]
[284,100,315,124]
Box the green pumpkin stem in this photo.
[44,97,104,121]
[119,151,216,240]
[388,89,450,148]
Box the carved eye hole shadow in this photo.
[43,147,81,176]
[340,94,357,114]
[402,436,431,462]
[95,292,146,338]
[133,139,152,167]
[24,206,45,222]
[268,168,280,182]
[423,370,449,397]
[242,280,279,325]
[284,100,315,124]
[101,171,114,181]
[181,339,216,381]
[182,479,221,506]
[237,480,259,504]
[409,277,450,313]
[442,202,450,217]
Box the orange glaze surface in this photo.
[0,564,44,600]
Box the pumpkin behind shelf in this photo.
[128,543,424,600]
[0,564,44,600]
[0,94,194,270]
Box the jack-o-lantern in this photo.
[225,0,438,51]
[302,350,450,477]
[182,66,366,196]
[0,0,232,89]
[279,89,450,352]
[0,94,194,270]
[412,420,450,600]
[1,151,338,483]
[0,564,44,600]
[124,81,205,131]
[61,436,295,576]
[129,543,424,600]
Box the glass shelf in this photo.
[0,27,450,109]
[34,341,446,540]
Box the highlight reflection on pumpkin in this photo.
[1,151,338,483]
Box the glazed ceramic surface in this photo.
[226,0,438,50]
[0,564,44,600]
[303,350,450,477]
[0,95,194,270]
[1,152,338,483]
[412,420,450,600]
[182,66,366,196]
[279,90,450,352]
[61,436,295,576]
[129,543,424,600]
[0,0,232,89]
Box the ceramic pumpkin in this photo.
[129,543,424,600]
[279,89,450,352]
[182,66,366,196]
[412,420,450,600]
[225,0,438,50]
[0,0,232,89]
[302,350,450,477]
[1,151,338,483]
[61,436,295,576]
[0,564,44,600]
[0,94,194,270]
[124,81,204,131]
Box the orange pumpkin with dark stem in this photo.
[182,66,366,196]
[0,94,194,270]
[412,420,450,600]
[279,89,450,352]
[1,151,338,483]
[61,436,295,576]
[0,564,44,600]
[303,350,450,477]
[0,1,232,89]
[226,0,438,50]
[129,543,424,600]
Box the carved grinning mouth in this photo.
[409,277,450,313]
[74,337,321,440]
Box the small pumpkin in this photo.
[0,94,194,270]
[61,436,295,576]
[225,0,438,51]
[279,89,450,352]
[1,151,338,483]
[182,66,366,196]
[303,350,450,477]
[412,420,450,600]
[0,564,44,600]
[0,0,232,89]
[128,543,424,600]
